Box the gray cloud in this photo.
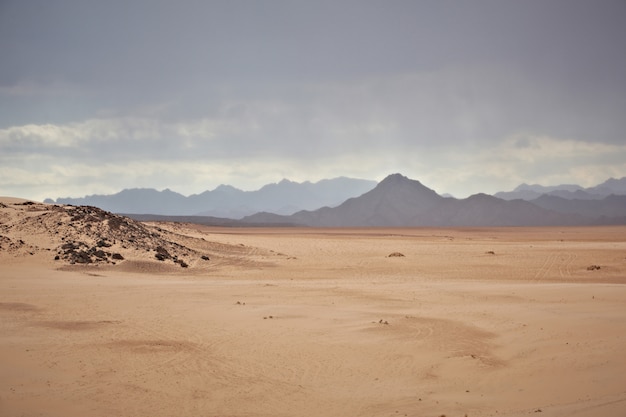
[1,0,625,200]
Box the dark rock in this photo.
[96,239,112,248]
[155,246,171,259]
[73,251,92,264]
[61,242,79,250]
[111,253,124,260]
[107,217,124,230]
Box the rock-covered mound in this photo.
[0,199,204,268]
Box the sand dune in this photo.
[1,197,625,416]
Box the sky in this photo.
[1,0,625,201]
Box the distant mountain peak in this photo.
[513,183,532,191]
[467,193,493,199]
[380,173,409,183]
[375,173,438,196]
[214,184,240,192]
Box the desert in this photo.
[1,197,626,417]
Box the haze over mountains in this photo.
[47,177,377,218]
[494,177,626,201]
[45,174,626,227]
[244,174,626,227]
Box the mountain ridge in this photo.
[47,177,377,218]
[44,174,626,225]
[495,177,626,201]
[243,174,621,227]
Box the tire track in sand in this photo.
[534,251,576,281]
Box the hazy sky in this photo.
[1,0,625,200]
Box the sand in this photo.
[1,198,626,416]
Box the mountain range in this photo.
[243,174,626,227]
[494,177,626,200]
[46,177,377,217]
[46,174,626,227]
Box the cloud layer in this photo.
[1,1,625,200]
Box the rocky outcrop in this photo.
[1,200,203,268]
[57,241,124,265]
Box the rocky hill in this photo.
[0,199,198,267]
[0,198,280,271]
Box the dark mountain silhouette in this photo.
[495,177,626,200]
[288,173,443,227]
[46,177,376,218]
[44,174,625,227]
[494,184,583,201]
[423,194,584,226]
[243,174,592,227]
[530,194,626,222]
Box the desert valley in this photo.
[1,194,626,417]
[5,1,626,415]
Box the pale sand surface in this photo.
[1,210,626,416]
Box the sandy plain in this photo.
[1,203,626,416]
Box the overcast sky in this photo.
[1,0,625,200]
